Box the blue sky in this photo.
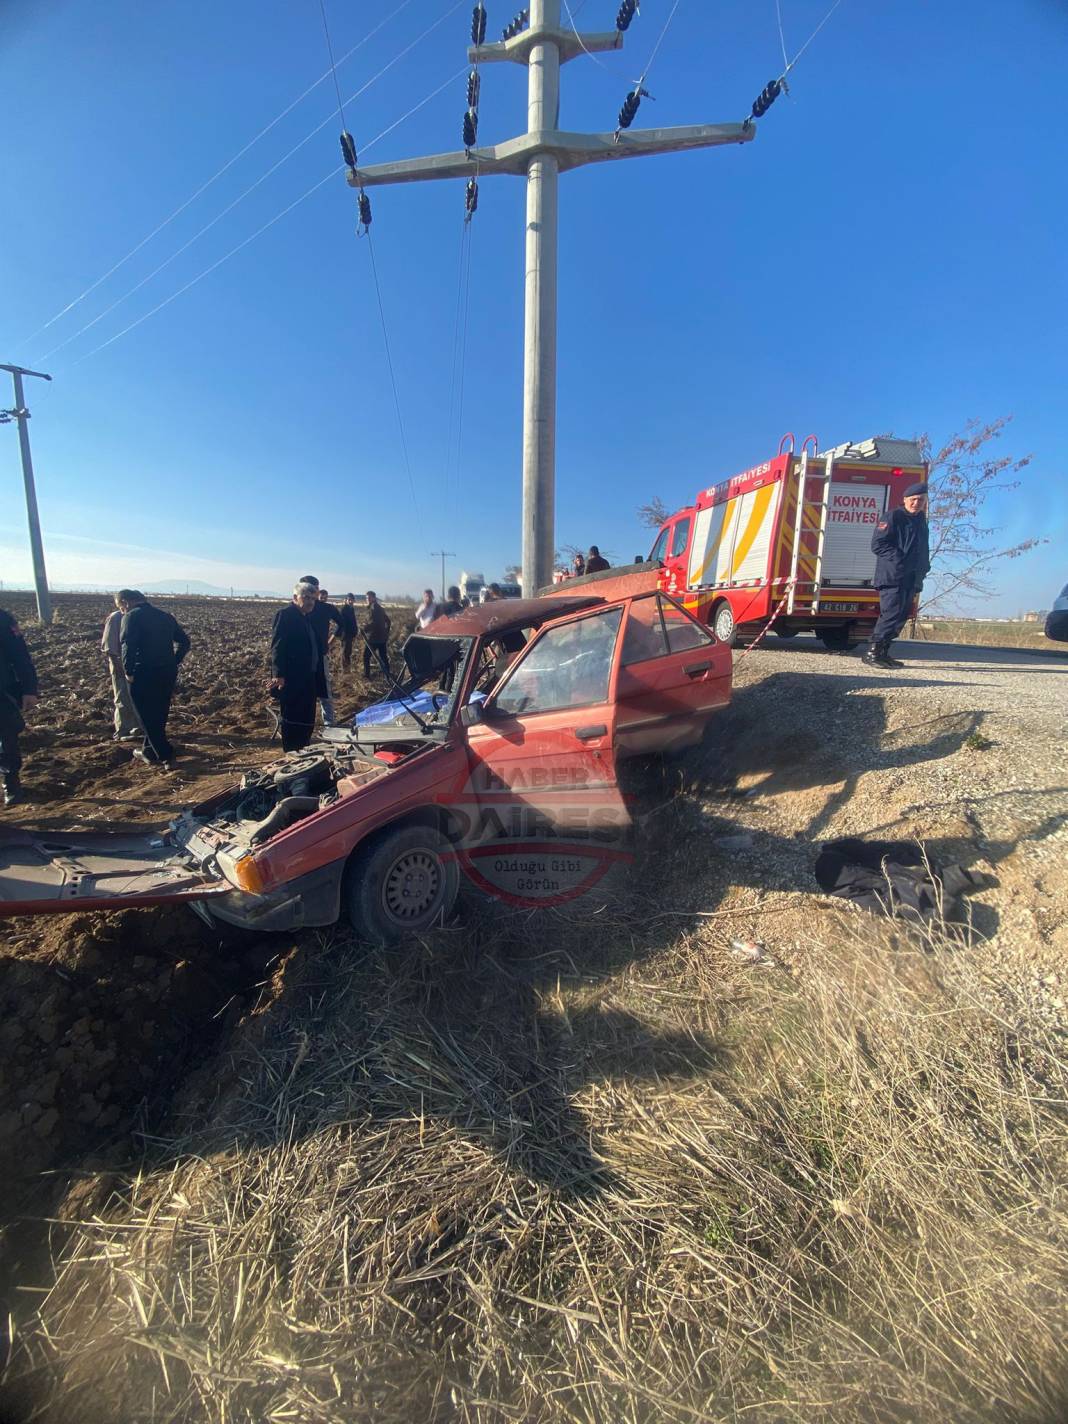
[2,0,1065,611]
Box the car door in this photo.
[614,593,731,755]
[464,605,628,837]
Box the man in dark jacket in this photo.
[0,608,40,807]
[308,587,343,726]
[120,591,190,766]
[585,545,609,574]
[269,583,321,751]
[362,591,392,679]
[338,593,358,670]
[864,483,931,669]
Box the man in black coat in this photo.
[0,608,40,807]
[338,593,358,670]
[269,583,321,751]
[120,591,191,766]
[362,591,392,679]
[864,483,931,670]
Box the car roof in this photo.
[422,594,604,637]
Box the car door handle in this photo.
[574,724,607,740]
[684,662,713,678]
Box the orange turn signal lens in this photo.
[233,855,266,895]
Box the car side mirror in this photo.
[459,702,483,727]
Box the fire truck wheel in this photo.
[345,823,459,944]
[819,627,861,651]
[775,627,799,638]
[712,600,737,647]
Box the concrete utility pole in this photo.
[1,363,53,625]
[348,0,754,594]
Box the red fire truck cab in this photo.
[650,435,928,649]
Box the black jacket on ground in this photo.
[0,610,39,702]
[120,602,190,678]
[871,509,930,589]
[270,604,320,683]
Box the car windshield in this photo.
[352,634,476,730]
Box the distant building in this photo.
[1023,610,1040,623]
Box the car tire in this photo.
[712,600,738,647]
[1045,611,1068,643]
[819,627,860,651]
[344,823,459,944]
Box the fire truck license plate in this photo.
[824,602,861,612]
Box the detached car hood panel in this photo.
[0,826,227,916]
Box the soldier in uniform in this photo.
[864,482,931,669]
[0,608,40,807]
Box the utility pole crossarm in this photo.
[468,29,622,66]
[348,122,753,187]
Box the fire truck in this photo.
[650,434,928,649]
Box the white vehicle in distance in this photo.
[459,570,485,605]
[479,581,522,602]
[1045,582,1068,642]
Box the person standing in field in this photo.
[338,593,358,670]
[416,589,440,628]
[119,590,190,768]
[584,546,609,574]
[864,483,931,670]
[269,583,321,751]
[440,586,464,617]
[308,587,343,726]
[0,607,40,807]
[362,591,392,679]
[101,595,142,741]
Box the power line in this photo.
[68,70,463,367]
[774,0,790,71]
[638,0,683,88]
[40,3,466,364]
[317,0,349,128]
[19,0,417,348]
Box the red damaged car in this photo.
[0,572,730,942]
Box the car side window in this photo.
[622,594,714,665]
[669,516,692,560]
[492,608,623,715]
[648,526,670,564]
[659,593,715,653]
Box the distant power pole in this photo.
[430,549,456,600]
[348,0,754,594]
[1,363,53,625]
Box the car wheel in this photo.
[712,600,737,647]
[345,823,459,944]
[819,627,859,651]
[1045,611,1068,643]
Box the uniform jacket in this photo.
[0,609,39,702]
[121,603,191,678]
[363,602,391,642]
[870,509,930,589]
[270,604,320,683]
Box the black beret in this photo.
[904,482,928,498]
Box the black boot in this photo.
[862,641,896,670]
[2,774,23,808]
[882,641,905,669]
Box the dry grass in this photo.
[4,895,1066,1424]
[915,619,1060,653]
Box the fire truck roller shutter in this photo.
[728,482,781,582]
[688,499,735,588]
[821,483,889,584]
